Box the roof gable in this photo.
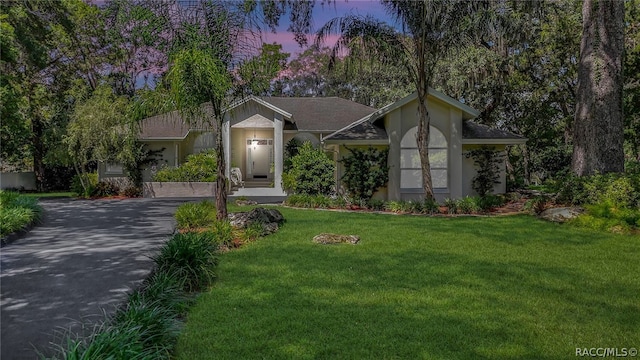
[368,89,480,123]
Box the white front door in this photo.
[247,139,273,179]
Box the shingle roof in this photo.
[462,121,526,141]
[324,121,388,142]
[139,106,214,140]
[259,97,376,132]
[139,97,375,138]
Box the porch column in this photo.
[273,113,284,193]
[222,118,231,179]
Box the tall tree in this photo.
[64,85,135,195]
[317,1,488,200]
[0,1,77,189]
[238,43,289,96]
[434,1,581,185]
[572,0,625,175]
[0,0,108,189]
[274,46,412,107]
[624,0,640,164]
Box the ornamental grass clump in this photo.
[0,190,42,237]
[210,219,233,247]
[175,201,216,230]
[152,232,219,292]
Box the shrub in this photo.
[283,142,334,195]
[71,172,98,198]
[524,195,551,215]
[551,171,640,207]
[0,191,42,236]
[239,222,263,244]
[385,201,406,213]
[465,146,505,196]
[570,202,640,234]
[422,198,440,214]
[340,147,389,203]
[569,214,632,234]
[456,196,480,214]
[367,199,386,211]
[174,201,216,230]
[285,194,339,208]
[152,232,218,292]
[91,182,120,198]
[476,195,506,211]
[122,186,142,198]
[443,198,458,214]
[153,150,217,182]
[0,190,20,206]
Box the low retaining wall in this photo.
[0,172,36,191]
[143,182,216,198]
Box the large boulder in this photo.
[539,207,584,223]
[228,207,284,235]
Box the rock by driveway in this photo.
[0,198,188,360]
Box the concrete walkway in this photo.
[0,198,187,360]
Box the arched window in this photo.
[400,126,448,190]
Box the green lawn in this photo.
[176,208,640,360]
[20,191,74,198]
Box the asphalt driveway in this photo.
[0,198,188,359]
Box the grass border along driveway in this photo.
[176,208,640,359]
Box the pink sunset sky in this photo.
[261,0,392,58]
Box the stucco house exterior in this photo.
[99,89,526,200]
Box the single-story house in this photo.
[99,89,526,200]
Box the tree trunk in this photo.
[32,115,45,192]
[572,0,625,176]
[215,115,228,221]
[416,86,434,201]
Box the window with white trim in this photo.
[400,126,448,190]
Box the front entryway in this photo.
[246,139,273,179]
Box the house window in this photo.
[106,163,123,175]
[193,132,215,153]
[400,126,448,190]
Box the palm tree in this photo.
[157,0,251,220]
[316,1,489,200]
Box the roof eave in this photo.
[323,139,389,145]
[140,136,188,141]
[462,138,528,145]
[226,96,293,121]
